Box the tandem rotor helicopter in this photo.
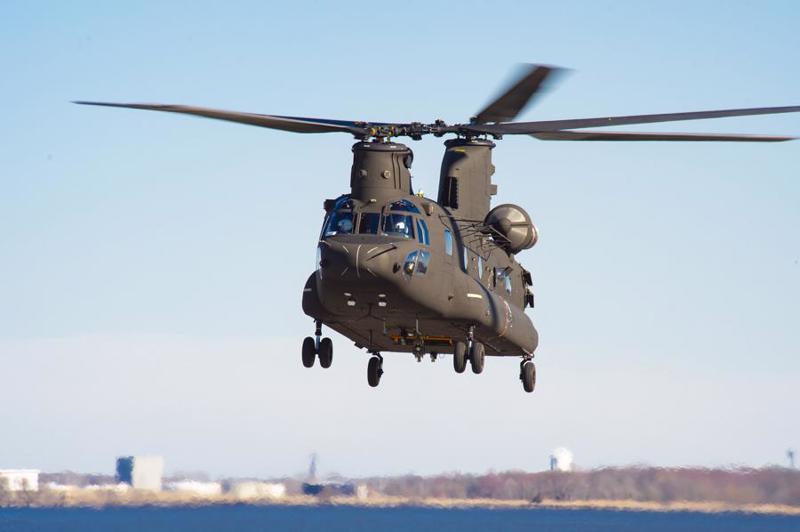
[76,64,799,393]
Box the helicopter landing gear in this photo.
[302,320,333,369]
[367,353,383,387]
[301,337,316,368]
[469,341,485,374]
[520,358,536,393]
[413,344,424,363]
[318,337,333,368]
[453,341,467,373]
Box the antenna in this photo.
[308,453,318,481]
[788,449,796,469]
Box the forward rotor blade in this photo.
[73,101,369,135]
[531,130,796,142]
[473,65,564,124]
[468,105,800,135]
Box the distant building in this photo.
[165,480,222,496]
[0,470,39,492]
[230,481,286,499]
[301,453,359,497]
[116,456,164,491]
[302,481,358,496]
[84,483,130,492]
[549,447,574,472]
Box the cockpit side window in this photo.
[416,219,430,246]
[382,213,415,239]
[444,229,453,255]
[358,213,381,234]
[324,210,354,236]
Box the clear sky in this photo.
[1,1,798,479]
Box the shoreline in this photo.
[2,493,799,516]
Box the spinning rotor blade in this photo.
[467,105,800,135]
[473,64,563,124]
[531,130,796,142]
[73,101,370,135]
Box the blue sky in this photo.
[1,1,798,478]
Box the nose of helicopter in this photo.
[319,240,402,283]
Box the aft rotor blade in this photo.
[73,101,370,135]
[531,130,797,142]
[468,105,800,135]
[473,64,564,124]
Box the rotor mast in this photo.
[437,138,497,221]
[349,141,413,203]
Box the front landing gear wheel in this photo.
[453,341,467,374]
[367,356,383,387]
[521,361,536,393]
[318,337,333,368]
[301,337,316,368]
[469,341,485,374]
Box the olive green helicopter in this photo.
[76,64,799,392]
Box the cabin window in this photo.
[477,256,484,279]
[462,247,470,271]
[324,211,354,236]
[495,268,513,294]
[444,229,453,256]
[416,219,430,246]
[358,213,381,234]
[382,213,414,239]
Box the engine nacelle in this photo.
[484,204,538,254]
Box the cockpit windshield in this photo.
[358,213,381,234]
[388,199,420,214]
[324,210,354,236]
[381,213,415,239]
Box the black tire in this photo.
[522,361,536,393]
[469,341,485,374]
[318,337,333,368]
[453,341,467,374]
[302,337,316,368]
[367,357,383,387]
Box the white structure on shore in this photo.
[166,480,222,496]
[549,447,574,472]
[116,456,164,491]
[0,469,39,492]
[230,481,286,499]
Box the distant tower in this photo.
[788,449,796,469]
[549,448,574,472]
[116,456,164,491]
[308,453,318,481]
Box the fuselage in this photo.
[302,192,539,357]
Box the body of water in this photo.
[0,505,798,532]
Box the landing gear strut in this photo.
[302,320,333,369]
[367,353,383,387]
[520,357,536,393]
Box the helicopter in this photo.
[76,64,799,393]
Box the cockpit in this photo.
[322,196,430,246]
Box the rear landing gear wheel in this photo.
[453,341,467,374]
[521,361,536,393]
[318,337,333,368]
[302,337,316,368]
[469,341,485,374]
[367,355,383,388]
